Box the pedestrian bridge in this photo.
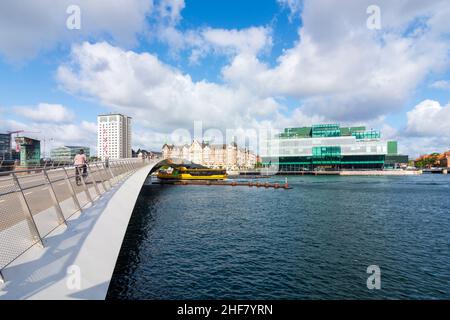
[0,158,160,300]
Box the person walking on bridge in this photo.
[74,149,88,185]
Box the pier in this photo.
[239,170,423,176]
[152,179,293,189]
[422,168,448,174]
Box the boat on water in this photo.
[157,165,227,180]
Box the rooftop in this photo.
[277,124,380,140]
[97,113,132,119]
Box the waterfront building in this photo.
[97,114,132,160]
[50,146,90,162]
[132,149,162,159]
[14,136,41,167]
[0,133,11,161]
[415,151,450,168]
[162,140,257,171]
[439,151,450,168]
[261,124,408,171]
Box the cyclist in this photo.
[74,149,88,185]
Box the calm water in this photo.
[107,175,450,299]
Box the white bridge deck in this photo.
[0,164,153,300]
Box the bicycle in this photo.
[75,165,88,186]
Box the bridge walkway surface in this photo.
[0,159,155,300]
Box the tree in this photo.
[415,153,439,168]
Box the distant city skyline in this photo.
[1,0,450,158]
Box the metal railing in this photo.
[0,160,81,171]
[0,158,154,282]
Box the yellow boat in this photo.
[157,166,227,180]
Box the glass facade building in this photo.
[0,133,11,160]
[50,146,90,162]
[15,136,41,167]
[261,124,408,171]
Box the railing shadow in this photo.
[0,185,122,299]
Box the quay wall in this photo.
[339,170,422,176]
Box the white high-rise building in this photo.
[97,114,132,160]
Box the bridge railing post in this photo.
[125,160,132,174]
[110,162,119,182]
[119,161,127,177]
[107,162,118,186]
[120,161,127,178]
[123,160,131,174]
[93,163,107,193]
[93,163,104,196]
[98,163,112,191]
[95,163,109,192]
[113,161,121,179]
[43,169,67,227]
[77,166,93,204]
[12,173,44,247]
[128,160,134,172]
[62,167,83,213]
[86,164,101,198]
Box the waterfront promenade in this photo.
[241,169,424,176]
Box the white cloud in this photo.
[153,23,273,63]
[221,0,450,122]
[430,80,450,90]
[157,0,185,25]
[406,99,450,137]
[5,0,450,157]
[14,103,75,123]
[277,0,302,21]
[0,0,153,61]
[187,26,272,64]
[201,27,272,56]
[56,42,284,132]
[390,99,450,157]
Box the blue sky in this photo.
[0,0,450,157]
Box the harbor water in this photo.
[107,175,450,299]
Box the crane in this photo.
[7,130,41,138]
[6,130,41,151]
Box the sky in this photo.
[0,0,450,158]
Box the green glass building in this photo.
[50,146,90,162]
[15,136,41,167]
[0,133,11,161]
[261,124,408,171]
